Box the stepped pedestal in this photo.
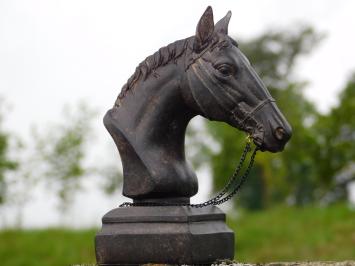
[95,206,234,265]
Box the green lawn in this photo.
[0,228,97,266]
[230,204,355,262]
[0,204,354,265]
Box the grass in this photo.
[229,204,355,262]
[0,228,97,266]
[0,204,354,265]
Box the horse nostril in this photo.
[275,127,285,141]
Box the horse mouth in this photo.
[252,135,263,148]
[248,124,264,149]
[254,135,288,153]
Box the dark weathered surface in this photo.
[212,263,355,266]
[88,261,355,266]
[103,6,291,202]
[95,206,234,265]
[96,5,292,265]
[101,205,226,223]
[258,263,355,266]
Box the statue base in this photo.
[95,205,234,265]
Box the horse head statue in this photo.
[104,6,292,204]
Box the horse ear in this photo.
[194,6,214,52]
[215,11,232,35]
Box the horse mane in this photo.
[116,37,192,103]
[115,35,238,105]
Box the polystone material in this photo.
[103,6,291,202]
[95,206,234,265]
[96,5,292,265]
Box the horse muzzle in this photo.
[253,102,292,153]
[230,98,292,153]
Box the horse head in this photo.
[185,7,292,152]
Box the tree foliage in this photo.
[313,74,355,202]
[0,97,18,205]
[34,101,97,212]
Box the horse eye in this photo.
[216,64,234,76]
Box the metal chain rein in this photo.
[119,138,258,208]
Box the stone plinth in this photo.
[95,206,234,265]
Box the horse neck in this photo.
[114,58,196,155]
[104,50,199,200]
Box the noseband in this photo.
[233,97,275,130]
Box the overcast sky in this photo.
[1,0,355,227]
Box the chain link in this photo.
[119,138,258,208]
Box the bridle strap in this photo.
[190,60,236,115]
[238,97,275,128]
[188,52,275,130]
[185,41,219,70]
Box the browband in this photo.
[185,40,220,70]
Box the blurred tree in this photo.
[0,97,18,206]
[1,99,123,225]
[34,101,97,212]
[313,73,355,203]
[190,26,324,210]
[99,161,123,195]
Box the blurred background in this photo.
[0,0,354,265]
